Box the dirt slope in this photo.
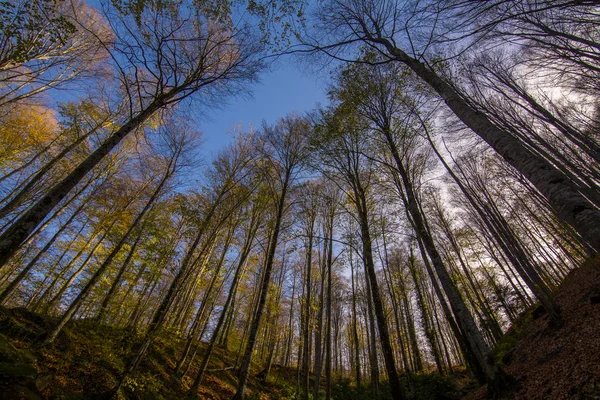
[466,258,600,400]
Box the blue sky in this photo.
[197,59,330,157]
[78,0,330,159]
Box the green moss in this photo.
[493,307,534,366]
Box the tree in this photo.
[294,181,319,400]
[43,120,193,343]
[312,107,406,400]
[116,132,256,392]
[306,0,600,253]
[0,0,111,106]
[187,189,265,395]
[232,115,308,400]
[327,58,509,390]
[0,0,264,269]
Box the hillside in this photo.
[466,258,600,400]
[0,309,293,400]
[0,260,598,399]
[0,307,471,400]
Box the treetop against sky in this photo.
[199,59,328,156]
[42,0,327,160]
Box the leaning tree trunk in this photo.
[177,225,235,375]
[46,223,116,315]
[113,188,228,394]
[427,133,562,324]
[29,219,89,312]
[0,197,87,304]
[0,98,166,270]
[390,153,509,392]
[371,37,600,253]
[44,167,170,344]
[186,210,259,396]
[408,258,445,375]
[385,123,507,388]
[95,230,144,323]
[0,121,105,220]
[364,268,380,397]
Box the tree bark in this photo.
[371,37,600,253]
[0,100,164,269]
[232,171,291,400]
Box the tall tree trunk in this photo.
[414,235,485,382]
[381,124,507,389]
[114,188,228,392]
[0,198,87,304]
[177,225,235,375]
[262,252,288,381]
[364,269,380,398]
[232,171,291,400]
[95,229,143,322]
[371,37,600,253]
[353,184,405,400]
[45,167,170,344]
[428,134,562,324]
[187,206,259,395]
[408,259,444,375]
[313,238,326,400]
[325,220,333,400]
[29,219,89,312]
[0,121,104,220]
[46,224,116,315]
[284,270,297,367]
[377,228,412,375]
[0,100,165,269]
[302,219,314,400]
[350,247,362,388]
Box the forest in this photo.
[0,0,599,399]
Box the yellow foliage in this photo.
[0,103,59,168]
[144,111,164,130]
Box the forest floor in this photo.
[1,258,598,400]
[0,303,467,400]
[465,257,600,400]
[0,305,467,400]
[0,308,297,400]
